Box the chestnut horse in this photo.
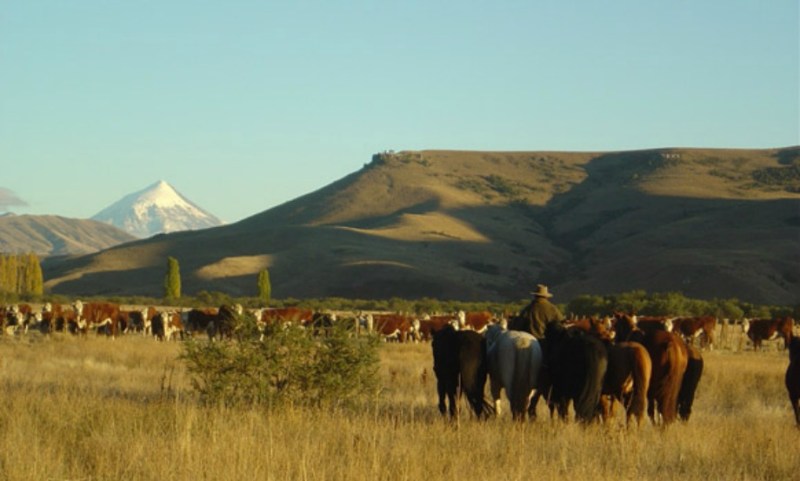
[564,317,652,425]
[613,312,700,425]
[601,341,652,426]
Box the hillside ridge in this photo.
[42,146,800,305]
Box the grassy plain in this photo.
[0,331,797,481]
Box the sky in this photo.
[1,1,798,223]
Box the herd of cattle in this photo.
[0,300,797,425]
[0,300,795,350]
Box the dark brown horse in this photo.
[566,317,652,426]
[678,344,704,421]
[787,337,800,427]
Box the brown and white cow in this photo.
[119,306,157,335]
[744,317,794,351]
[152,310,185,341]
[417,313,460,342]
[671,316,717,350]
[1,303,38,334]
[36,302,66,334]
[632,315,674,335]
[458,310,495,333]
[73,300,122,337]
[369,313,414,342]
[257,307,314,330]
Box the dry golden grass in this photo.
[0,332,797,481]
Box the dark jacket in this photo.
[518,297,563,338]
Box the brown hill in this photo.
[42,147,800,305]
[0,215,137,257]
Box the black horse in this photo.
[786,337,800,427]
[431,324,489,419]
[677,344,704,421]
[541,321,608,423]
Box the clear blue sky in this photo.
[1,1,798,223]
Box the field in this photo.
[0,331,797,481]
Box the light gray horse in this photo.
[485,324,543,421]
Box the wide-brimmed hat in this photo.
[531,284,553,298]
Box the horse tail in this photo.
[628,343,652,425]
[458,332,490,419]
[574,337,608,423]
[677,345,704,421]
[510,344,532,420]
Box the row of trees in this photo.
[161,257,795,318]
[565,290,789,320]
[163,257,271,305]
[2,254,790,319]
[0,253,43,298]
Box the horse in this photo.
[563,317,650,425]
[786,337,800,427]
[678,344,704,421]
[485,324,542,421]
[430,324,489,419]
[612,312,696,425]
[541,321,608,423]
[600,341,652,426]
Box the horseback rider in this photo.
[516,284,563,338]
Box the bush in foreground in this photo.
[180,324,380,409]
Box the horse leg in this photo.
[490,376,503,418]
[599,395,612,423]
[647,394,657,424]
[528,390,541,420]
[437,381,447,416]
[560,400,571,421]
[447,390,457,418]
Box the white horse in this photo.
[485,324,543,421]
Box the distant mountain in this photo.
[0,214,137,257]
[44,147,800,305]
[91,180,223,238]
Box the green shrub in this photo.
[179,324,380,409]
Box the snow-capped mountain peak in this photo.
[91,180,224,238]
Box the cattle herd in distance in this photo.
[1,300,798,427]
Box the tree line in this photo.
[0,253,43,299]
[3,254,796,320]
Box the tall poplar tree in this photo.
[27,253,44,295]
[257,268,271,306]
[0,255,7,293]
[164,256,181,300]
